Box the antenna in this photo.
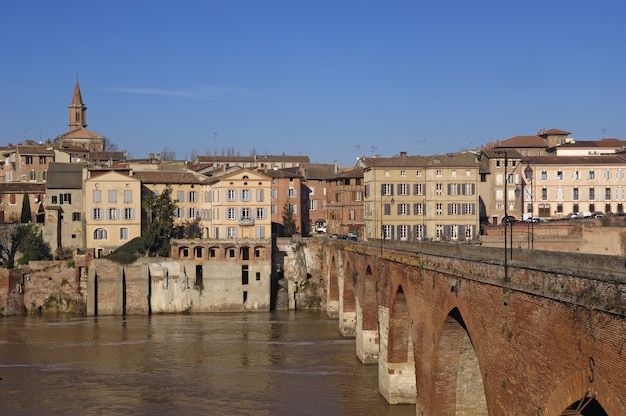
[601,128,606,139]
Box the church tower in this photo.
[68,77,87,130]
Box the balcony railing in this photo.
[239,218,255,226]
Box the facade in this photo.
[325,167,364,237]
[194,154,310,174]
[265,168,309,236]
[478,149,524,224]
[84,170,142,256]
[207,168,272,240]
[523,155,626,218]
[362,152,480,242]
[0,183,45,224]
[44,162,87,251]
[132,170,209,238]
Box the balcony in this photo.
[239,217,255,226]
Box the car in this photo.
[502,215,516,224]
[567,213,580,219]
[592,212,605,218]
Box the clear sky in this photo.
[1,1,624,165]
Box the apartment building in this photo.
[264,168,309,236]
[478,149,524,225]
[325,167,364,237]
[523,155,626,218]
[84,170,142,257]
[361,152,480,242]
[206,168,272,240]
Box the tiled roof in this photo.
[524,155,626,166]
[0,182,46,193]
[132,171,209,185]
[557,139,626,148]
[540,128,571,136]
[46,162,85,189]
[56,127,104,139]
[196,154,310,163]
[498,135,548,148]
[301,163,339,179]
[16,145,56,156]
[263,167,304,179]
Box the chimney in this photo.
[334,160,338,174]
[400,151,407,159]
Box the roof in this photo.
[195,154,310,164]
[56,127,104,140]
[523,155,626,166]
[0,182,46,193]
[46,162,85,189]
[72,78,84,106]
[263,167,304,179]
[539,128,571,136]
[556,139,626,149]
[360,152,479,169]
[16,145,56,156]
[132,171,209,185]
[498,135,548,148]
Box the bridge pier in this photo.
[378,304,417,404]
[356,297,379,364]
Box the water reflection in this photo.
[0,311,415,416]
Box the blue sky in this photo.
[1,1,624,165]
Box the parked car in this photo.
[502,215,516,224]
[592,212,605,218]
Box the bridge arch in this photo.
[356,264,379,364]
[432,307,488,415]
[380,284,417,404]
[338,258,357,336]
[544,368,623,416]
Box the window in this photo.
[542,188,548,200]
[400,170,406,177]
[436,203,443,215]
[540,171,548,181]
[349,209,355,220]
[60,193,71,204]
[382,224,392,239]
[399,225,408,240]
[188,191,198,202]
[241,208,251,219]
[465,225,473,239]
[120,227,129,240]
[93,190,101,203]
[382,184,392,196]
[463,203,474,215]
[256,208,265,219]
[272,204,277,214]
[309,200,318,210]
[227,189,237,201]
[124,190,132,203]
[72,212,81,221]
[25,155,33,165]
[256,189,264,202]
[450,225,458,240]
[93,228,107,240]
[92,208,102,220]
[436,183,442,195]
[241,189,251,201]
[227,208,237,220]
[107,208,118,220]
[449,203,458,215]
[398,183,408,195]
[414,183,424,195]
[51,195,58,204]
[414,203,424,215]
[124,208,134,220]
[416,170,423,177]
[436,224,444,239]
[573,188,579,200]
[175,208,184,219]
[227,227,238,238]
[436,170,442,177]
[354,191,362,201]
[188,208,197,219]
[242,265,249,285]
[605,187,611,200]
[415,224,424,239]
[287,188,297,198]
[271,189,278,199]
[398,203,409,215]
[588,170,596,180]
[109,190,117,203]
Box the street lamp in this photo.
[494,150,509,281]
[380,193,395,254]
[525,164,534,250]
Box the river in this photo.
[0,311,415,415]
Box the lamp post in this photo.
[525,164,534,250]
[380,192,395,254]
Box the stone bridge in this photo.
[321,240,626,415]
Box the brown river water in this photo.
[0,311,415,415]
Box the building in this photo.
[523,155,626,218]
[206,168,272,240]
[84,170,142,257]
[361,152,480,242]
[193,154,310,174]
[44,162,88,251]
[478,149,524,225]
[265,167,309,236]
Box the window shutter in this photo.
[381,184,384,195]
[459,225,466,240]
[59,193,63,204]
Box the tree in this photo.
[0,224,51,268]
[20,193,31,223]
[142,187,177,257]
[282,203,297,237]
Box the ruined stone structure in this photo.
[322,239,626,415]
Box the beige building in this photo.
[206,168,272,240]
[84,170,142,257]
[523,155,626,218]
[478,149,524,225]
[361,152,480,242]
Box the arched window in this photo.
[94,228,108,240]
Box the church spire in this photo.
[69,76,87,130]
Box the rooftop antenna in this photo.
[213,131,217,170]
[601,128,606,139]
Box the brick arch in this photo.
[388,285,411,364]
[362,265,377,331]
[343,259,356,313]
[328,255,338,303]
[431,307,488,415]
[544,368,624,416]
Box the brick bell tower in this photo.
[68,76,87,131]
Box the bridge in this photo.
[320,239,626,415]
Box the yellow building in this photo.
[84,170,141,257]
[207,168,272,240]
[362,152,480,242]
